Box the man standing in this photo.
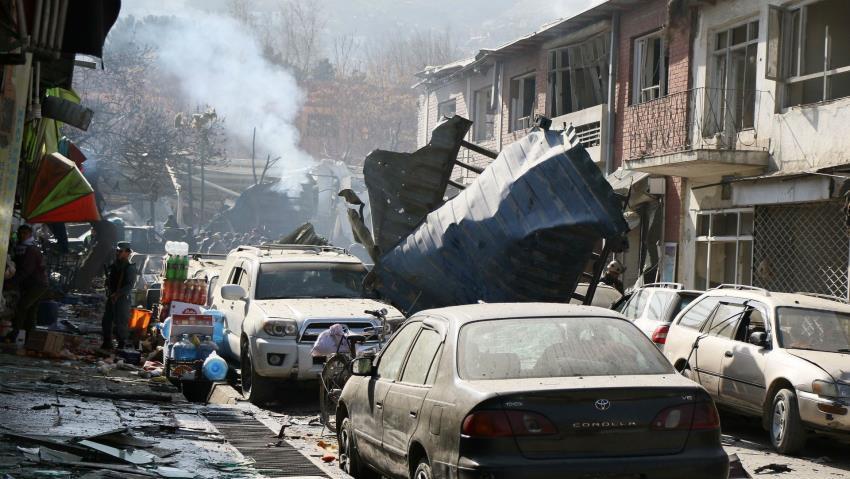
[101,242,137,351]
[600,260,625,295]
[6,225,48,341]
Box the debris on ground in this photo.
[754,463,792,474]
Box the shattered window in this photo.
[705,20,759,137]
[548,33,610,117]
[473,85,496,141]
[438,98,457,119]
[770,0,850,107]
[509,72,537,131]
[633,32,668,104]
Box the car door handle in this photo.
[724,351,733,358]
[376,402,383,409]
[409,411,417,418]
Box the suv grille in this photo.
[299,321,375,343]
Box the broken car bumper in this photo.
[797,390,850,432]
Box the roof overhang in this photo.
[624,149,769,178]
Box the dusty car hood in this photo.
[786,349,850,383]
[253,298,399,321]
[462,374,697,396]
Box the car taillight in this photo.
[462,410,557,437]
[651,324,670,344]
[651,402,720,431]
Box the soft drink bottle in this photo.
[199,279,208,305]
[161,279,171,304]
[165,256,175,280]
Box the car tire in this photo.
[413,459,433,479]
[339,417,379,479]
[241,340,274,406]
[770,388,807,455]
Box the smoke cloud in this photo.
[141,11,314,193]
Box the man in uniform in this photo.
[6,225,48,341]
[101,242,137,351]
[600,260,625,295]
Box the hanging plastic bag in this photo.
[311,323,350,357]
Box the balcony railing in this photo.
[626,87,767,160]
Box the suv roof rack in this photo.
[235,244,350,256]
[712,284,770,296]
[795,292,849,304]
[643,282,684,290]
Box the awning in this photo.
[24,152,100,223]
[607,168,652,207]
[692,165,850,207]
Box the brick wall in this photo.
[613,0,691,249]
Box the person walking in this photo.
[101,242,137,351]
[6,225,49,342]
[600,260,625,294]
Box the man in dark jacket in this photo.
[101,241,137,351]
[6,225,49,341]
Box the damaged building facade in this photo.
[416,0,850,298]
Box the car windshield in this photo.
[255,262,368,300]
[776,307,850,353]
[458,317,673,380]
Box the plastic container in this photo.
[202,351,228,381]
[172,334,197,362]
[129,308,152,332]
[197,335,217,360]
[160,317,172,340]
[208,310,225,345]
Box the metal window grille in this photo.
[753,201,849,299]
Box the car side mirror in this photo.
[221,284,248,301]
[749,331,769,348]
[351,357,374,376]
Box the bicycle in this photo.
[318,309,390,432]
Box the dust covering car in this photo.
[663,286,850,453]
[210,244,404,405]
[337,303,727,479]
[616,283,701,347]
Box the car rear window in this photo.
[669,293,699,321]
[457,317,673,380]
[647,290,676,320]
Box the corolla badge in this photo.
[594,399,611,411]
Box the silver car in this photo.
[615,283,701,347]
[663,285,850,454]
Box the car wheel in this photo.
[771,388,807,454]
[241,339,274,406]
[338,417,379,479]
[413,458,433,479]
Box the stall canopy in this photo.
[24,152,99,223]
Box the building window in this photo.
[769,0,850,107]
[632,32,668,104]
[438,99,456,119]
[706,21,759,136]
[472,86,496,141]
[694,209,754,290]
[509,72,536,132]
[548,33,610,117]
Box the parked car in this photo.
[663,285,850,454]
[337,303,728,479]
[615,283,701,347]
[210,244,405,405]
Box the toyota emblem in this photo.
[594,399,611,411]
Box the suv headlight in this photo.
[263,319,298,337]
[812,380,849,398]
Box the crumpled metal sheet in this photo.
[364,116,472,255]
[371,129,628,313]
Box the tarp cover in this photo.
[370,128,628,313]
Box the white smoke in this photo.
[140,11,314,194]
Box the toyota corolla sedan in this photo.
[336,303,728,479]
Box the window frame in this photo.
[375,321,422,381]
[706,19,760,135]
[548,32,610,117]
[694,208,755,290]
[771,0,850,107]
[398,326,445,386]
[509,72,537,132]
[472,85,496,141]
[437,98,457,119]
[632,31,668,104]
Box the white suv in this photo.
[211,244,404,405]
